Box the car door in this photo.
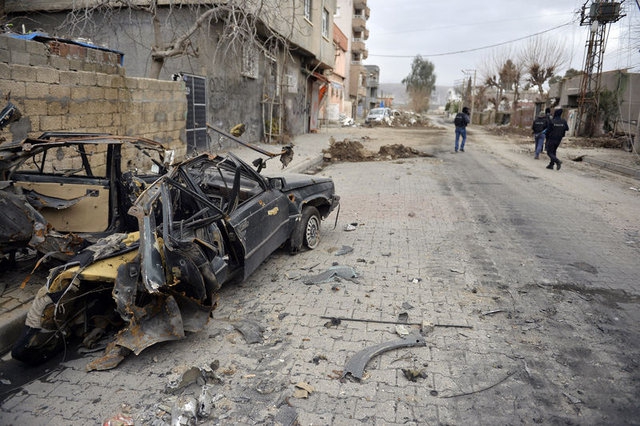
[223,161,290,279]
[12,142,113,233]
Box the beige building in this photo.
[334,0,369,119]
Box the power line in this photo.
[368,22,574,58]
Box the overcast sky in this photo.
[363,0,640,87]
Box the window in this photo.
[183,74,208,153]
[241,44,258,79]
[322,8,329,37]
[304,0,312,21]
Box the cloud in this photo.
[362,0,639,86]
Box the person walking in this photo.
[454,107,471,152]
[531,109,551,159]
[545,108,569,170]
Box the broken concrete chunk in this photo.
[301,265,359,285]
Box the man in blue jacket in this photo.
[545,108,569,170]
[454,107,471,152]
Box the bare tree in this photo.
[520,35,568,97]
[480,47,522,111]
[58,0,299,79]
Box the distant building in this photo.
[549,69,640,137]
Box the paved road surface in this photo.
[0,124,638,425]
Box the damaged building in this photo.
[2,0,339,149]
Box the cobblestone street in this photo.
[1,125,639,425]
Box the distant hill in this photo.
[381,84,451,109]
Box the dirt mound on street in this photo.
[323,137,432,162]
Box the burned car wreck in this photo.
[0,132,172,261]
[12,151,339,370]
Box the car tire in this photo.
[302,206,321,249]
[290,206,321,253]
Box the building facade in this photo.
[334,0,369,119]
[4,0,337,150]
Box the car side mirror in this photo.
[269,177,284,190]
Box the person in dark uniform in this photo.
[545,108,569,170]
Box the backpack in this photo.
[454,113,465,127]
[532,117,548,134]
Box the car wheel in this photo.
[302,206,321,249]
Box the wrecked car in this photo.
[12,151,339,370]
[365,107,392,125]
[0,133,172,260]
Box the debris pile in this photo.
[392,111,439,128]
[323,138,432,162]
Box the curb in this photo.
[581,156,640,180]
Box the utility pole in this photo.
[576,0,625,136]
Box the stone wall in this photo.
[0,34,187,159]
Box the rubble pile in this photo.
[392,112,438,128]
[323,137,432,162]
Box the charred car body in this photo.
[12,151,339,370]
[0,132,171,260]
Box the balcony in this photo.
[352,38,365,54]
[352,14,367,31]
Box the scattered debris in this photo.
[344,222,358,231]
[438,370,519,398]
[311,355,328,364]
[402,368,428,382]
[232,320,265,344]
[481,309,505,317]
[293,382,315,398]
[563,391,583,405]
[397,312,409,323]
[324,317,342,328]
[335,245,354,256]
[319,315,472,331]
[301,265,359,285]
[165,364,222,394]
[402,301,414,310]
[342,335,427,381]
[395,324,410,336]
[102,413,135,426]
[171,395,198,426]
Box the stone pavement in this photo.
[0,122,638,425]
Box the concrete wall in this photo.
[0,34,188,158]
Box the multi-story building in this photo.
[335,0,369,119]
[3,0,337,148]
[364,64,380,112]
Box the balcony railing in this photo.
[352,14,366,31]
[352,39,365,54]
